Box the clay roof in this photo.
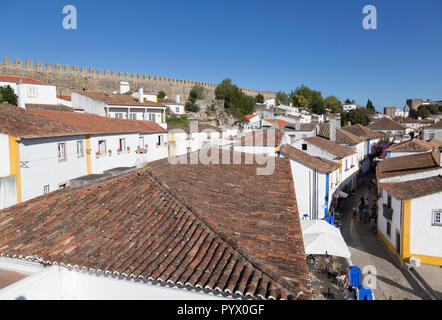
[428,138,442,150]
[303,136,356,159]
[240,129,284,146]
[30,109,167,135]
[168,123,222,133]
[57,95,72,102]
[0,75,49,85]
[0,104,85,139]
[285,123,318,132]
[424,121,442,129]
[280,145,340,174]
[387,139,435,152]
[379,175,442,200]
[244,114,259,120]
[341,124,385,140]
[0,153,311,300]
[73,91,166,108]
[26,104,74,113]
[263,119,289,127]
[367,117,407,131]
[376,151,440,180]
[392,116,418,124]
[148,152,310,298]
[318,123,364,145]
[158,98,184,105]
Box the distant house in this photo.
[284,123,318,143]
[386,139,437,158]
[367,117,407,139]
[159,96,185,115]
[422,121,442,140]
[243,114,261,130]
[261,119,289,128]
[71,90,167,128]
[392,116,419,131]
[342,104,358,112]
[233,128,285,157]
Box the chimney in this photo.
[439,151,442,167]
[330,120,337,142]
[138,87,144,103]
[348,121,352,127]
[120,81,130,94]
[16,79,25,109]
[295,120,301,131]
[176,95,181,103]
[336,117,341,129]
[273,120,278,129]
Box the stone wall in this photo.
[0,57,275,101]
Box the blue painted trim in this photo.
[324,173,330,219]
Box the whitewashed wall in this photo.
[1,82,58,105]
[377,190,403,252]
[71,92,107,116]
[0,134,10,177]
[19,135,88,202]
[410,193,442,258]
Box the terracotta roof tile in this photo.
[73,91,166,108]
[0,152,311,300]
[240,129,284,146]
[341,124,386,140]
[379,175,442,200]
[424,121,442,129]
[263,119,289,127]
[30,109,167,135]
[318,123,364,145]
[376,151,441,180]
[303,136,356,159]
[387,139,435,152]
[0,75,49,85]
[26,104,74,113]
[280,145,340,173]
[367,117,407,131]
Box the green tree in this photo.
[185,101,200,113]
[324,96,342,113]
[417,105,430,118]
[0,85,18,106]
[189,85,206,103]
[275,91,290,106]
[366,99,376,114]
[343,108,371,126]
[215,78,254,119]
[255,93,264,104]
[344,99,352,104]
[290,85,326,114]
[158,91,166,99]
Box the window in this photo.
[433,210,442,226]
[158,135,164,146]
[44,185,50,194]
[115,113,124,119]
[386,221,391,237]
[119,138,126,152]
[139,137,145,148]
[429,132,435,139]
[77,141,84,157]
[27,86,38,98]
[302,144,307,151]
[176,107,180,113]
[58,143,66,161]
[387,196,392,209]
[98,140,107,155]
[129,113,137,120]
[149,113,156,122]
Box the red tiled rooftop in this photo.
[73,90,166,108]
[0,75,49,86]
[280,144,340,174]
[0,153,311,300]
[303,136,356,159]
[379,175,442,200]
[387,139,435,152]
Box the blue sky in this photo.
[1,0,441,111]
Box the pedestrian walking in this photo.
[352,208,357,220]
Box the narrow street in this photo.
[339,173,424,300]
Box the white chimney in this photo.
[273,120,278,129]
[330,120,337,142]
[295,120,301,131]
[439,151,442,167]
[120,81,130,94]
[138,87,144,103]
[176,95,181,103]
[16,79,25,109]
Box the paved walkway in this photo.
[339,174,424,300]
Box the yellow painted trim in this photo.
[401,200,411,262]
[8,136,21,203]
[86,136,92,175]
[339,159,343,181]
[407,254,442,266]
[172,133,176,157]
[377,229,401,261]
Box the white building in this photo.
[159,96,186,115]
[0,74,70,107]
[422,121,442,141]
[71,89,167,128]
[243,114,262,130]
[280,144,341,220]
[386,139,437,158]
[0,104,167,208]
[342,104,358,112]
[377,175,442,266]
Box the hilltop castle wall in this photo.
[0,57,275,101]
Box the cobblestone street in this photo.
[339,174,425,300]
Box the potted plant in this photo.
[127,146,130,152]
[108,150,112,156]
